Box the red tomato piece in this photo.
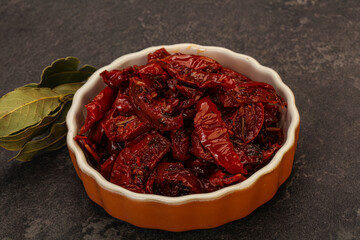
[222,67,251,83]
[163,54,223,72]
[74,135,101,163]
[233,143,263,175]
[100,66,134,88]
[147,48,171,62]
[176,69,236,89]
[186,159,217,179]
[194,97,247,175]
[152,162,203,196]
[80,86,117,134]
[110,131,170,190]
[263,104,280,126]
[215,82,286,107]
[206,170,246,192]
[224,103,264,144]
[102,115,151,142]
[129,77,184,131]
[100,154,116,180]
[113,92,134,116]
[170,127,191,161]
[138,62,169,84]
[189,131,213,161]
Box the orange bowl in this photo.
[66,43,300,231]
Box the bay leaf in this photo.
[38,57,96,88]
[0,100,67,150]
[52,82,84,95]
[79,64,97,73]
[22,83,39,88]
[10,101,71,162]
[0,87,65,137]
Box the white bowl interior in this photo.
[66,43,300,203]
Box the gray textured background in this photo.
[0,0,359,239]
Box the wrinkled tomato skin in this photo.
[233,142,282,176]
[163,54,223,73]
[147,48,171,62]
[176,69,236,89]
[110,160,145,193]
[87,121,104,144]
[102,115,151,142]
[222,67,251,83]
[176,85,204,109]
[233,143,263,175]
[138,63,169,83]
[256,127,284,148]
[215,82,286,108]
[74,135,101,163]
[186,159,217,179]
[100,67,134,88]
[129,78,184,131]
[80,86,117,135]
[264,104,280,126]
[170,127,191,161]
[153,162,203,197]
[113,92,134,116]
[110,131,170,190]
[100,154,116,180]
[194,97,247,175]
[224,103,264,144]
[205,170,246,192]
[159,54,236,89]
[189,131,213,161]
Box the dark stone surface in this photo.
[0,0,359,239]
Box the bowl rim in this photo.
[66,43,300,204]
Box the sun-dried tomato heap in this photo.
[75,48,286,197]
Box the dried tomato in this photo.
[186,159,217,179]
[110,131,170,191]
[162,54,223,72]
[113,92,134,116]
[222,67,251,83]
[170,127,191,161]
[189,131,213,161]
[223,102,264,144]
[129,77,183,131]
[263,104,280,126]
[76,48,286,196]
[194,96,247,175]
[102,115,151,142]
[206,170,247,192]
[74,135,102,164]
[99,154,116,180]
[215,82,286,108]
[147,48,171,62]
[79,86,117,135]
[100,66,134,88]
[152,162,203,196]
[87,121,104,144]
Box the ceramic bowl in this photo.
[66,43,300,232]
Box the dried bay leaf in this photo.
[10,101,71,162]
[22,83,39,88]
[52,82,84,95]
[79,64,97,73]
[38,57,96,88]
[0,87,66,137]
[0,100,67,150]
[0,56,97,161]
